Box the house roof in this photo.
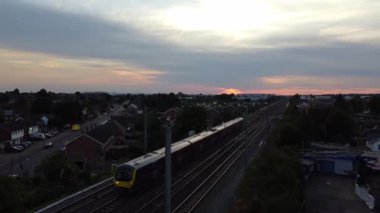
[86,120,121,144]
[110,115,130,129]
[0,123,24,132]
[3,110,13,116]
[304,151,361,161]
[367,131,380,142]
[15,119,38,127]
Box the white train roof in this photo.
[121,117,243,170]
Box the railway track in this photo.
[132,119,268,213]
[173,121,268,213]
[87,120,265,213]
[54,108,275,213]
[55,182,117,213]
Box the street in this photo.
[0,106,124,176]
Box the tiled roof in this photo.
[111,115,130,129]
[87,120,121,144]
[0,123,24,131]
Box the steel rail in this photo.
[172,122,268,213]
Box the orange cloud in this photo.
[0,48,166,90]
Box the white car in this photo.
[44,141,54,149]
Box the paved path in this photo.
[306,174,373,213]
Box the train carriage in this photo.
[114,117,243,190]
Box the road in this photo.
[0,106,125,176]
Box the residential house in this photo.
[17,120,39,140]
[65,120,123,170]
[0,123,25,144]
[366,131,380,152]
[303,151,360,175]
[3,110,15,121]
[162,107,180,121]
[367,138,380,152]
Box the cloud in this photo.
[0,0,379,94]
[0,48,165,92]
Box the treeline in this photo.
[131,93,271,151]
[234,94,375,212]
[234,98,304,213]
[0,153,107,212]
[0,88,116,127]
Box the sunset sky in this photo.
[0,0,379,95]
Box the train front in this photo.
[114,164,136,189]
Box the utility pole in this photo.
[144,105,148,154]
[244,105,248,170]
[165,123,172,213]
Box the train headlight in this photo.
[115,181,119,185]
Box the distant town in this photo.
[1,89,380,212]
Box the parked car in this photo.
[18,143,29,149]
[30,132,46,140]
[45,133,53,138]
[44,141,54,149]
[5,145,23,152]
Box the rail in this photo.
[36,177,113,213]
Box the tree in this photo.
[334,94,351,113]
[0,93,9,104]
[53,100,83,124]
[0,111,4,123]
[12,88,20,95]
[277,123,304,147]
[370,95,380,115]
[237,145,303,213]
[0,177,22,212]
[31,89,53,115]
[177,106,208,136]
[326,109,355,143]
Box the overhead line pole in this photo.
[144,105,148,154]
[165,123,172,213]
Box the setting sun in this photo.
[221,88,242,95]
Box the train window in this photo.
[115,165,134,181]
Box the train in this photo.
[113,117,244,190]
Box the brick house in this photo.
[65,120,123,170]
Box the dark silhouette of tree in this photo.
[326,109,355,143]
[0,177,22,212]
[12,88,19,95]
[370,95,380,115]
[0,111,4,123]
[334,94,351,113]
[0,93,9,104]
[237,145,302,213]
[31,89,53,115]
[215,94,235,102]
[350,96,364,113]
[177,106,208,136]
[145,93,180,112]
[53,100,82,124]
